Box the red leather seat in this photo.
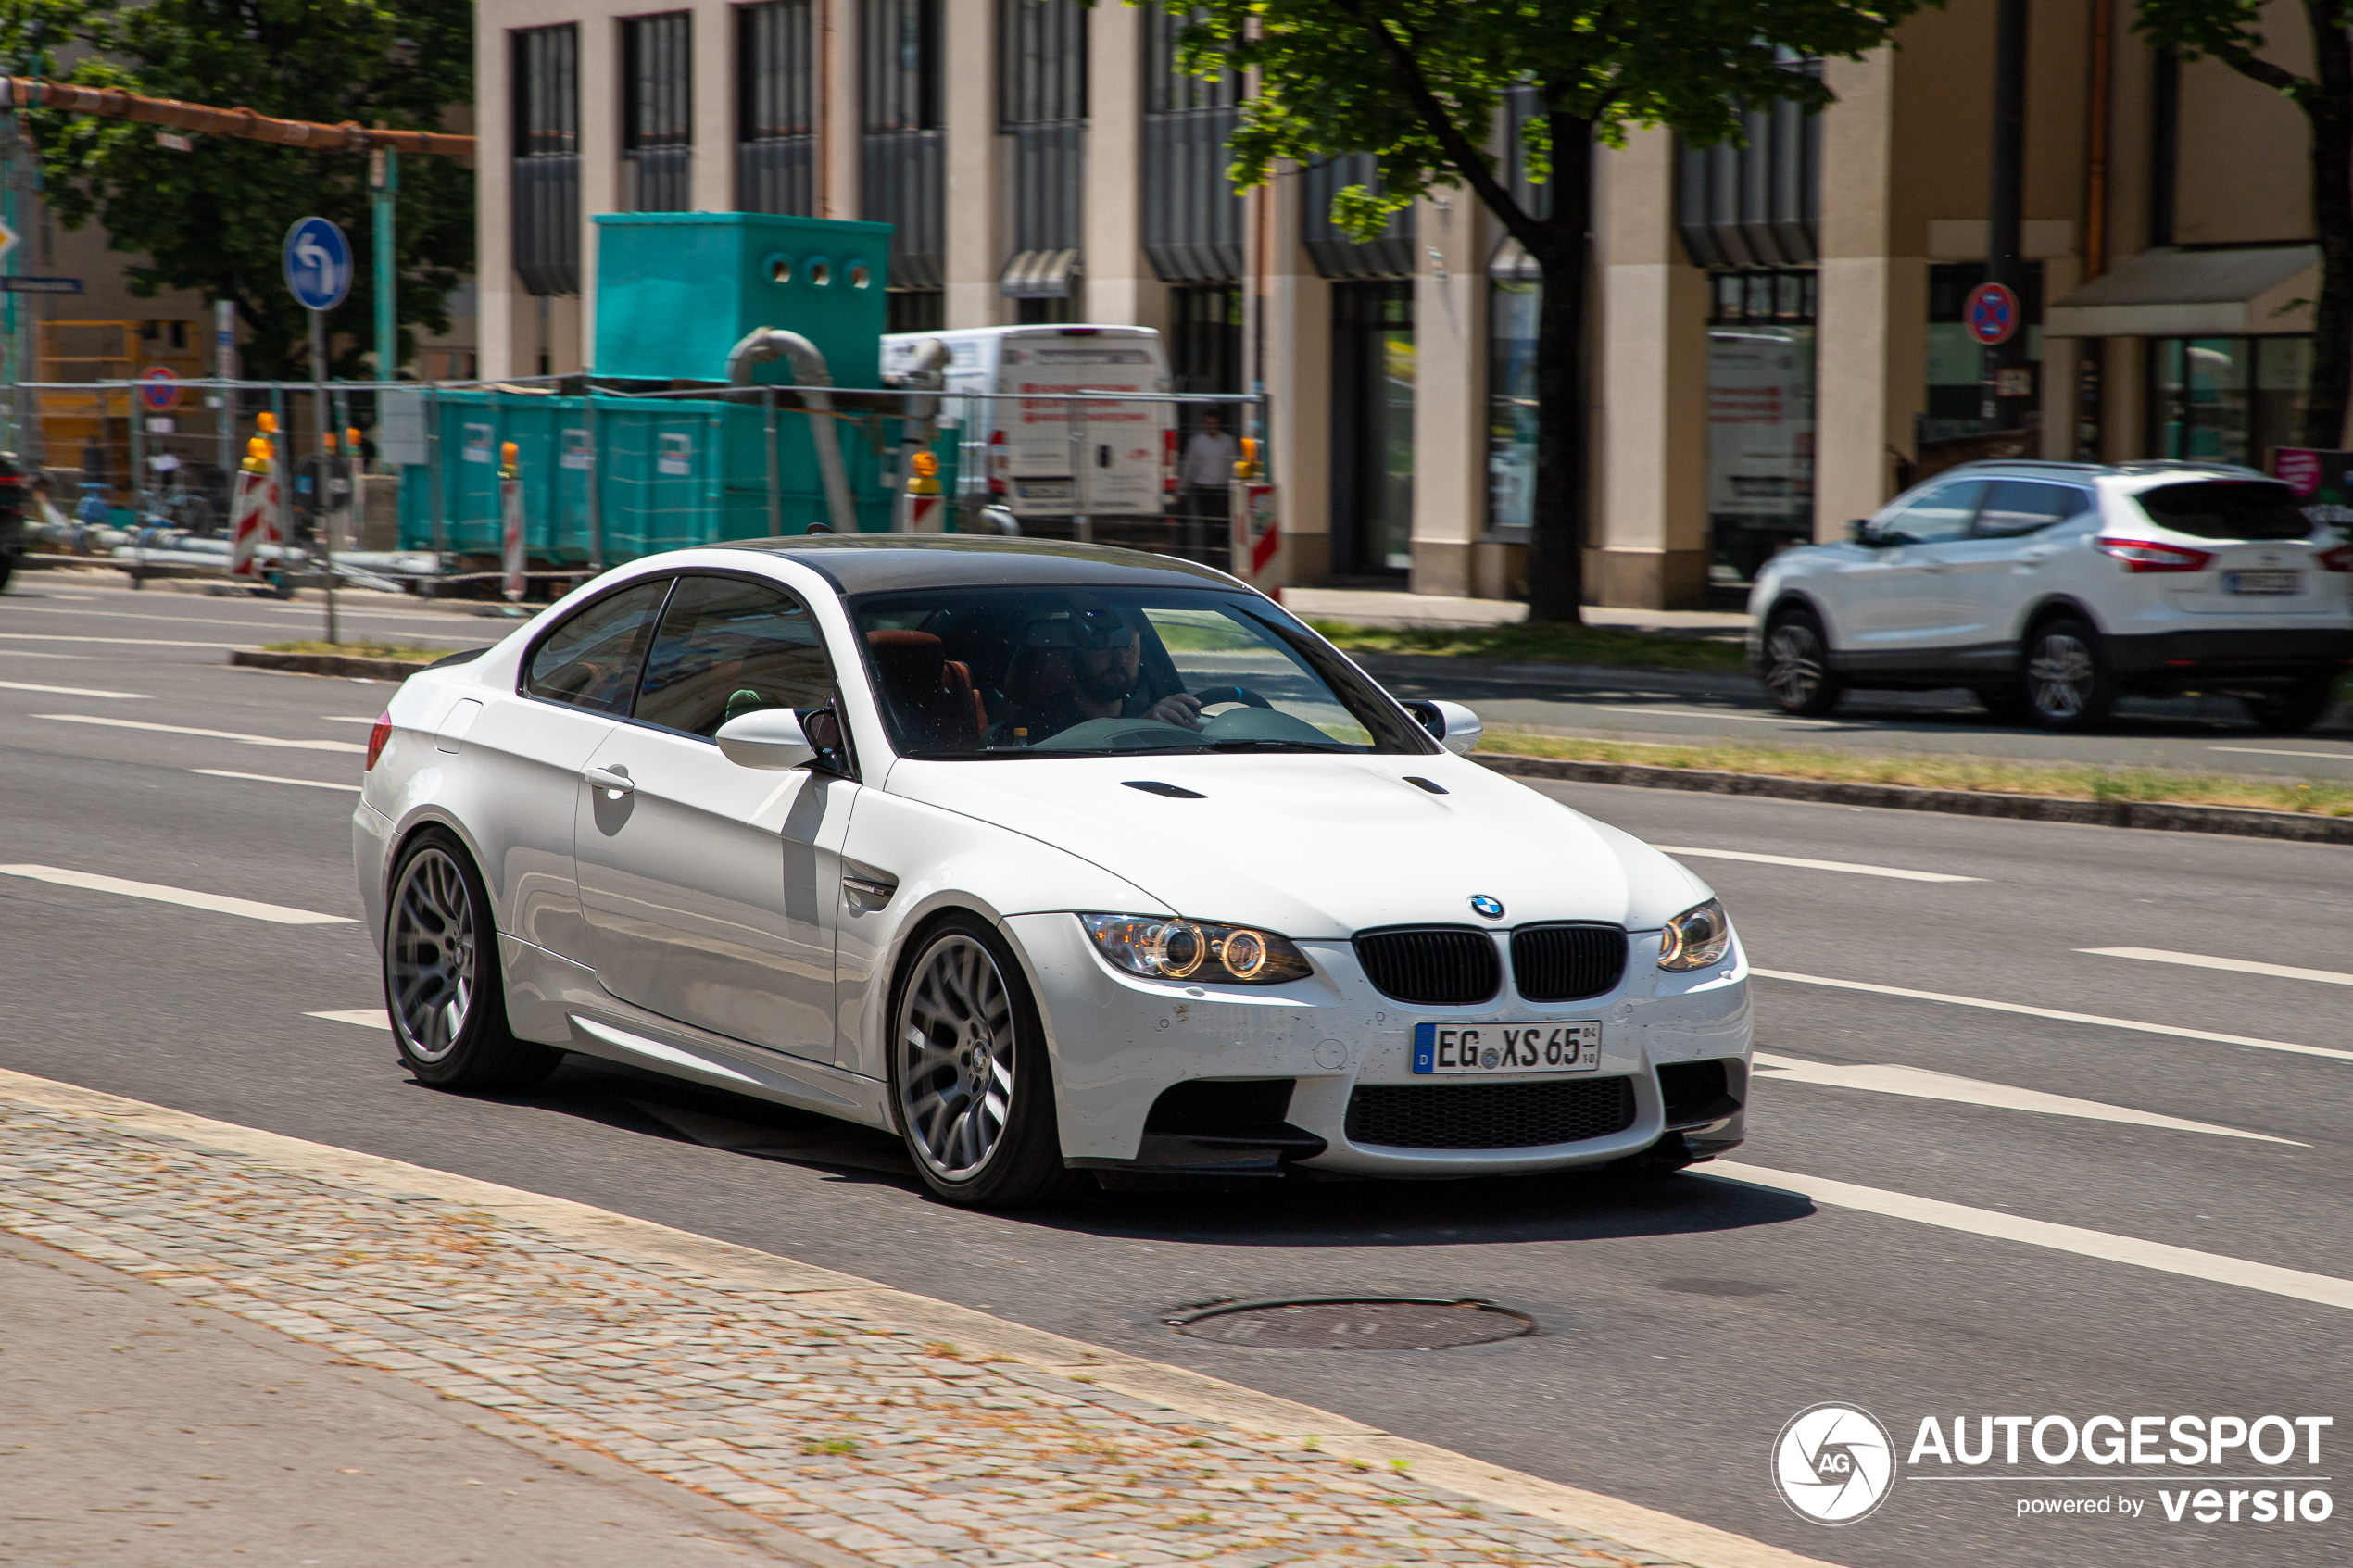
[866,630,986,746]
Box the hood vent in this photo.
[1123,780,1206,799]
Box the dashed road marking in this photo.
[2079,946,2353,987]
[193,769,361,793]
[1612,707,1845,729]
[0,633,251,649]
[308,1009,390,1030]
[33,713,366,753]
[0,864,353,925]
[0,679,147,700]
[1752,1051,2301,1143]
[2209,746,2353,761]
[1655,846,1981,883]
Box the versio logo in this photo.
[1774,1403,1897,1525]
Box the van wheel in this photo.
[2025,618,2116,732]
[1759,609,1842,716]
[2246,673,2340,734]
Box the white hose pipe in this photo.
[727,328,856,535]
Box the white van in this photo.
[882,324,1176,529]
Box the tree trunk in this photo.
[2304,8,2353,449]
[1524,126,1592,625]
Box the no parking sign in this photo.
[1964,282,2021,347]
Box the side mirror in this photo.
[1403,698,1484,757]
[715,707,816,770]
[1845,518,1873,545]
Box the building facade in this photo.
[472,0,2328,607]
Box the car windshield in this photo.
[2133,480,2314,541]
[847,584,1434,759]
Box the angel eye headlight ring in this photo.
[1149,920,1207,978]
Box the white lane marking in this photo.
[0,649,90,659]
[2,601,497,636]
[1752,1051,2301,1144]
[308,1009,390,1030]
[321,715,381,723]
[1654,846,1982,883]
[2080,946,2353,988]
[2210,746,2353,760]
[0,633,251,648]
[1706,1161,2353,1312]
[33,713,366,753]
[193,768,362,793]
[0,679,147,700]
[1750,967,2353,1063]
[0,864,354,925]
[1612,706,1844,729]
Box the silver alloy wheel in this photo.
[1763,621,1826,707]
[2027,633,2094,721]
[389,847,476,1062]
[896,933,1017,1181]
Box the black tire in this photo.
[1977,684,2033,725]
[383,830,560,1091]
[2246,672,2340,734]
[1758,608,1843,717]
[2023,616,2116,732]
[887,912,1082,1208]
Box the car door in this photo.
[1835,480,1987,658]
[1949,480,2096,657]
[573,572,857,1061]
[472,576,672,959]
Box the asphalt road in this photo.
[6,571,2351,1568]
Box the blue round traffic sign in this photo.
[283,217,353,311]
[1965,281,2020,347]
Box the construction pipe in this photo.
[728,329,856,536]
[6,78,473,157]
[886,336,950,533]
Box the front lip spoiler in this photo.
[1067,1124,1328,1182]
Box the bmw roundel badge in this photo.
[1469,895,1505,920]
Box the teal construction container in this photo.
[592,213,892,389]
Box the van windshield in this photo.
[2134,481,2314,541]
[848,586,1435,759]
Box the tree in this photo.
[2137,1,2351,450]
[25,0,473,382]
[1169,0,1924,622]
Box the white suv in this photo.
[1747,461,2353,731]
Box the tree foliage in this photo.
[20,0,474,381]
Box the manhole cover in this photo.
[1168,1298,1533,1350]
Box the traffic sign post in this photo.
[284,218,353,642]
[1965,281,2024,426]
[139,365,182,412]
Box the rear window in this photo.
[2133,481,2314,541]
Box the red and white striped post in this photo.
[498,441,526,602]
[225,428,282,582]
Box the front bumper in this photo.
[1006,912,1752,1179]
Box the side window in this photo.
[522,579,671,714]
[634,575,834,739]
[1976,481,2092,539]
[1873,481,1985,546]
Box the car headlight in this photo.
[1656,898,1732,972]
[1080,913,1315,985]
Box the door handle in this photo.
[1919,559,1946,573]
[584,765,635,796]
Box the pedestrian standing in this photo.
[1179,410,1239,560]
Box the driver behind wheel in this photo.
[995,602,1201,745]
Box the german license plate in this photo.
[1413,1022,1600,1075]
[2225,571,2300,595]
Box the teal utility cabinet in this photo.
[593,213,892,387]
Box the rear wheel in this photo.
[384,832,559,1091]
[2024,618,2116,732]
[888,914,1080,1208]
[1759,609,1843,717]
[2246,672,2340,734]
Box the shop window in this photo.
[1706,268,1816,586]
[2151,336,2312,468]
[1486,277,1539,538]
[1331,281,1415,576]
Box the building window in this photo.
[511,25,580,297]
[863,0,945,290]
[622,12,693,213]
[1487,277,1539,539]
[887,290,945,332]
[1331,280,1416,576]
[738,2,814,216]
[1142,9,1242,283]
[2151,336,2312,467]
[999,0,1087,305]
[1706,269,1817,585]
[1924,261,2042,446]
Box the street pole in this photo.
[371,143,397,388]
[1984,0,2029,432]
[214,300,236,483]
[308,308,337,642]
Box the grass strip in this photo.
[1481,727,2353,818]
[1307,618,1748,672]
[262,639,450,662]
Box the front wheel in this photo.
[889,914,1080,1207]
[2024,618,2116,732]
[384,832,559,1091]
[1758,611,1843,716]
[2246,673,2340,734]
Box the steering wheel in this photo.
[1191,684,1273,709]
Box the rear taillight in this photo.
[2096,537,2214,573]
[2319,544,2353,572]
[365,711,393,771]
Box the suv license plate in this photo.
[2225,571,2300,595]
[1413,1022,1600,1075]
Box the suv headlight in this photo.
[1656,898,1732,972]
[1080,913,1315,985]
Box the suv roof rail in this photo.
[2110,459,2267,475]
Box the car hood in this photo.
[880,752,1712,937]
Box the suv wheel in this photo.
[2024,618,2116,732]
[1759,609,1843,717]
[2246,672,2340,734]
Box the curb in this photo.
[1478,751,2353,845]
[230,649,434,681]
[0,1066,1844,1568]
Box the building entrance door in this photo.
[1330,280,1416,577]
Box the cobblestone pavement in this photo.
[0,1089,1696,1568]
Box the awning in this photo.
[1000,249,1079,299]
[2045,245,2318,338]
